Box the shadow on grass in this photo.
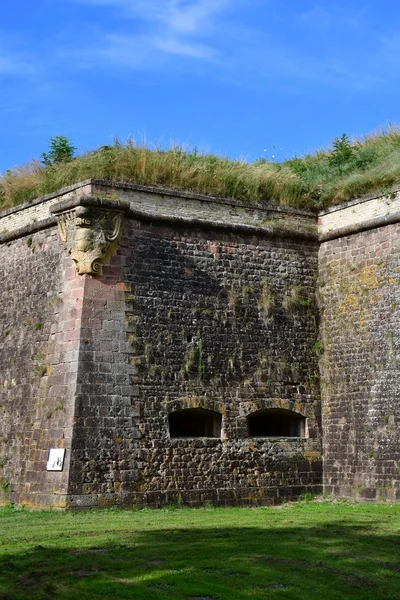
[0,522,399,600]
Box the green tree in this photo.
[328,133,354,169]
[41,136,76,166]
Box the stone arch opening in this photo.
[247,408,305,438]
[169,408,222,438]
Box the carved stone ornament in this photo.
[57,205,124,275]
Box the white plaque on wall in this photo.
[46,448,66,471]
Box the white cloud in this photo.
[62,0,231,67]
[58,0,395,92]
[166,0,229,33]
[71,0,230,33]
[65,30,215,70]
[154,36,214,58]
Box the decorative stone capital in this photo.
[51,197,129,275]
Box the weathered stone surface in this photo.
[56,204,125,275]
[0,228,78,507]
[6,180,399,509]
[64,218,321,505]
[319,224,400,501]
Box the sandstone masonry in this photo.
[0,180,398,508]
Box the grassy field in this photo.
[0,500,399,600]
[3,127,400,212]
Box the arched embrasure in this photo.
[169,408,222,438]
[247,408,306,437]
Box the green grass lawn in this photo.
[0,500,399,600]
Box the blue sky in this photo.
[1,0,400,171]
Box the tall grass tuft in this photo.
[2,126,400,211]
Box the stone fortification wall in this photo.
[0,182,321,508]
[3,179,400,509]
[0,182,92,235]
[319,192,400,501]
[67,219,321,508]
[318,186,400,241]
[0,227,79,507]
[0,179,316,240]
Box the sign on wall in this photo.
[46,449,66,471]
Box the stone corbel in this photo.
[50,196,130,275]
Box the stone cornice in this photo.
[0,181,318,245]
[0,217,57,244]
[49,193,130,216]
[3,180,400,247]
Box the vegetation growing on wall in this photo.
[2,125,400,211]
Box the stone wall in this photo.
[66,219,322,507]
[0,182,91,234]
[6,181,400,507]
[0,227,77,507]
[319,223,400,501]
[5,180,400,508]
[0,183,322,508]
[318,186,400,240]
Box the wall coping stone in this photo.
[50,194,131,215]
[0,180,92,219]
[0,216,57,244]
[3,179,400,245]
[318,184,400,216]
[319,210,400,242]
[124,204,318,241]
[0,178,315,219]
[0,181,319,244]
[88,178,315,217]
[4,178,400,244]
[318,187,400,241]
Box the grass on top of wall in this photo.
[0,499,399,600]
[2,126,400,211]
